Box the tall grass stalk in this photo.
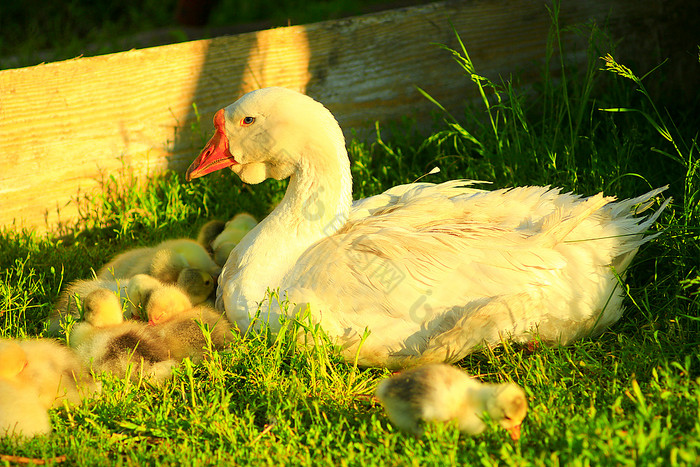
[600,53,700,227]
[418,3,616,190]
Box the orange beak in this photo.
[508,424,522,441]
[186,109,239,181]
[148,313,165,326]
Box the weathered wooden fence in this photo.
[0,0,692,232]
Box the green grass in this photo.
[2,7,700,466]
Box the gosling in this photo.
[145,296,237,363]
[208,213,258,266]
[0,341,51,438]
[375,363,527,440]
[70,289,177,383]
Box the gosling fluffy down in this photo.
[124,269,215,312]
[0,380,51,438]
[147,304,237,363]
[208,213,258,266]
[70,289,177,382]
[0,341,51,438]
[97,238,221,283]
[375,363,527,439]
[125,274,194,321]
[197,220,227,255]
[1,339,100,409]
[0,337,99,437]
[48,278,129,336]
[97,237,219,305]
[49,268,215,335]
[138,280,193,325]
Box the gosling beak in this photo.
[508,424,522,441]
[148,314,163,326]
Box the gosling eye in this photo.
[241,116,255,126]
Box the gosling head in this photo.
[177,268,215,305]
[170,240,221,278]
[212,213,258,266]
[146,285,193,325]
[221,213,258,240]
[197,220,226,253]
[485,383,528,441]
[0,340,28,379]
[125,274,163,319]
[83,288,124,327]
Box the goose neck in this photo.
[272,140,353,241]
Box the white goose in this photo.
[185,87,669,369]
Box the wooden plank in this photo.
[0,0,671,233]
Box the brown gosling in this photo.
[70,289,177,383]
[146,302,237,363]
[375,363,528,440]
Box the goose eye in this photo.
[241,116,255,126]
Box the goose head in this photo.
[185,87,346,185]
[485,383,528,440]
